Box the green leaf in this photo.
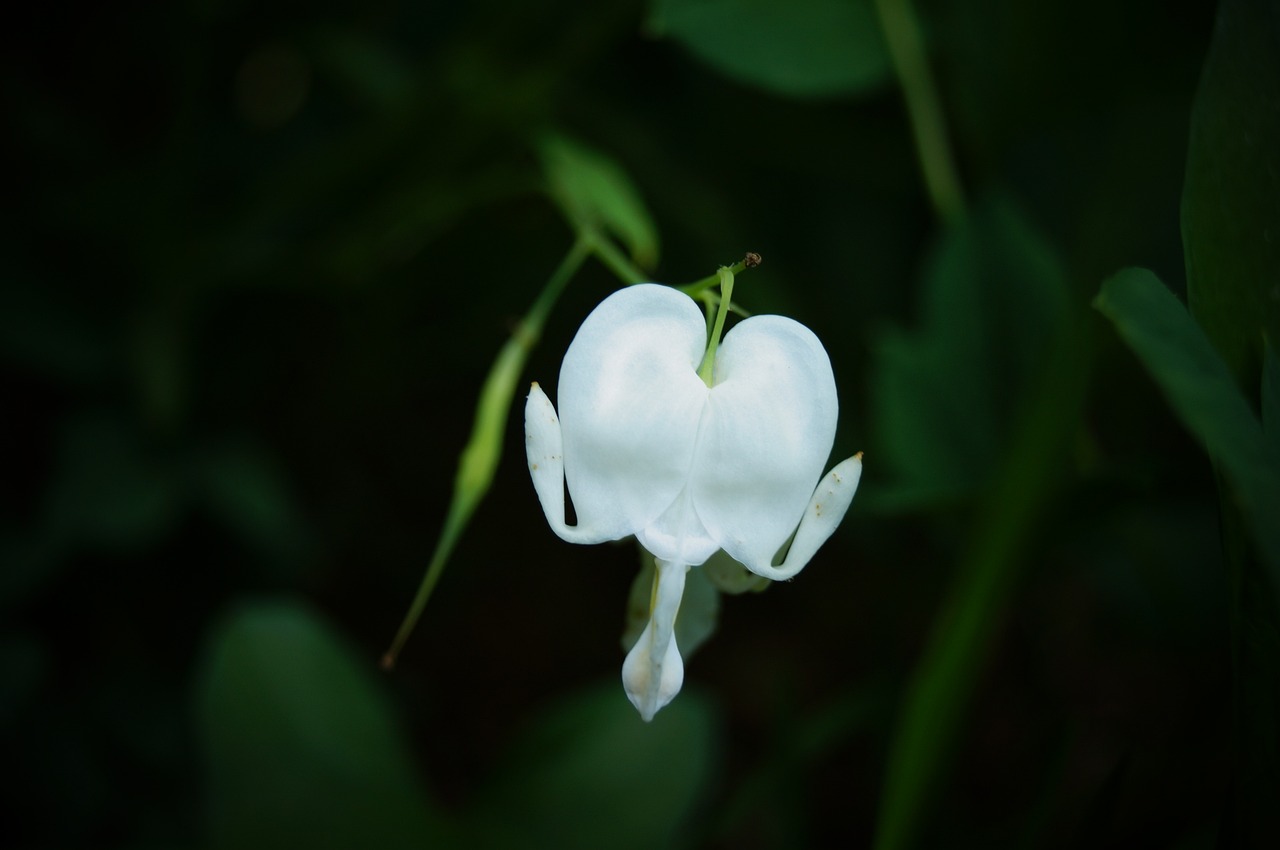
[1181,5,1280,840]
[189,441,311,568]
[702,548,771,595]
[538,134,660,269]
[1265,341,1280,441]
[873,295,1086,850]
[311,30,418,113]
[196,600,444,850]
[0,283,110,385]
[1095,271,1280,845]
[648,0,892,98]
[868,198,1070,509]
[1093,267,1280,609]
[43,414,181,550]
[474,682,717,850]
[1182,0,1280,387]
[1090,270,1280,844]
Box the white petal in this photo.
[744,454,862,580]
[557,284,710,552]
[692,315,840,572]
[524,383,618,544]
[621,558,688,721]
[636,486,721,568]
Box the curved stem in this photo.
[586,229,648,285]
[874,0,966,224]
[382,236,592,669]
[697,268,736,384]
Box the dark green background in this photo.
[4,1,1258,848]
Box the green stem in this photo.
[679,257,751,298]
[697,268,735,384]
[382,236,592,669]
[587,230,648,285]
[874,0,966,224]
[872,315,1089,850]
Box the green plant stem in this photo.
[678,258,750,297]
[587,230,648,284]
[874,0,965,224]
[382,236,592,669]
[697,268,735,384]
[873,315,1089,850]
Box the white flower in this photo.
[525,284,861,720]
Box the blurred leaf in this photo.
[43,414,181,550]
[624,547,721,661]
[475,682,717,850]
[1182,5,1280,841]
[1093,268,1280,594]
[717,685,888,844]
[1182,0,1280,387]
[0,536,63,608]
[196,600,444,850]
[189,441,310,568]
[647,0,891,98]
[875,261,1084,850]
[1265,342,1280,440]
[311,30,418,113]
[702,547,770,595]
[538,133,660,269]
[0,634,47,726]
[868,198,1070,509]
[1095,268,1280,845]
[0,284,111,384]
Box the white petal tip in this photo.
[622,631,684,722]
[622,561,688,721]
[741,453,862,581]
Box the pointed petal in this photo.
[692,315,840,571]
[742,454,862,580]
[622,558,688,721]
[524,383,618,544]
[558,284,710,553]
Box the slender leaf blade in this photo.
[1094,267,1280,583]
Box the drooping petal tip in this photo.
[621,559,688,721]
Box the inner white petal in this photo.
[636,484,720,567]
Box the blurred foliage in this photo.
[199,601,444,850]
[1178,1,1280,842]
[647,0,892,98]
[2,0,1267,848]
[1095,269,1280,591]
[869,196,1069,509]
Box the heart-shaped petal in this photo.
[557,284,711,554]
[693,314,838,570]
[524,282,861,721]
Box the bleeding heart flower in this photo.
[525,283,861,720]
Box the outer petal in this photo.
[743,454,862,580]
[692,315,839,571]
[557,284,710,551]
[524,383,619,544]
